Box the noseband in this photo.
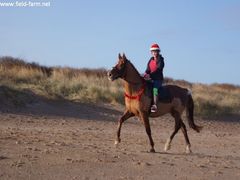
[113,60,146,101]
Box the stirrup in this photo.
[151,105,157,113]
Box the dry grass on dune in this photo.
[192,83,240,117]
[0,56,239,118]
[0,56,124,105]
[47,67,123,103]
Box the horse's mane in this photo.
[126,59,144,80]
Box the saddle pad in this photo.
[158,86,172,103]
[145,81,172,103]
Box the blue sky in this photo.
[0,0,240,85]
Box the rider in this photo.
[144,43,165,113]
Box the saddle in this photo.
[146,80,172,103]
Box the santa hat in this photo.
[150,43,160,51]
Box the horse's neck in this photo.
[123,62,143,94]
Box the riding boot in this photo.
[151,94,158,113]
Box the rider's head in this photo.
[150,43,160,59]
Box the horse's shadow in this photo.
[140,151,189,156]
[140,151,240,161]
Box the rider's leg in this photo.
[151,80,163,113]
[151,88,158,112]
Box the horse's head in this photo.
[108,53,128,81]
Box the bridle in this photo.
[112,59,146,101]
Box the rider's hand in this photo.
[144,73,151,80]
[144,73,149,78]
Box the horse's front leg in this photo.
[115,110,134,146]
[140,112,155,153]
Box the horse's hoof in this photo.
[185,145,192,154]
[114,139,121,147]
[186,149,192,154]
[149,148,155,153]
[164,139,171,152]
[164,143,171,152]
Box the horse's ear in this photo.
[122,53,127,60]
[118,53,122,59]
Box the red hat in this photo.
[150,43,160,51]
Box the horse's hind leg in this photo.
[115,110,134,146]
[164,110,181,152]
[180,121,192,153]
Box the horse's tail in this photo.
[186,90,203,133]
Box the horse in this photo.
[107,53,202,153]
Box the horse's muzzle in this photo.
[107,71,114,81]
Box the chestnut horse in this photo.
[108,53,202,153]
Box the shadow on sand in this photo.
[0,85,122,122]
